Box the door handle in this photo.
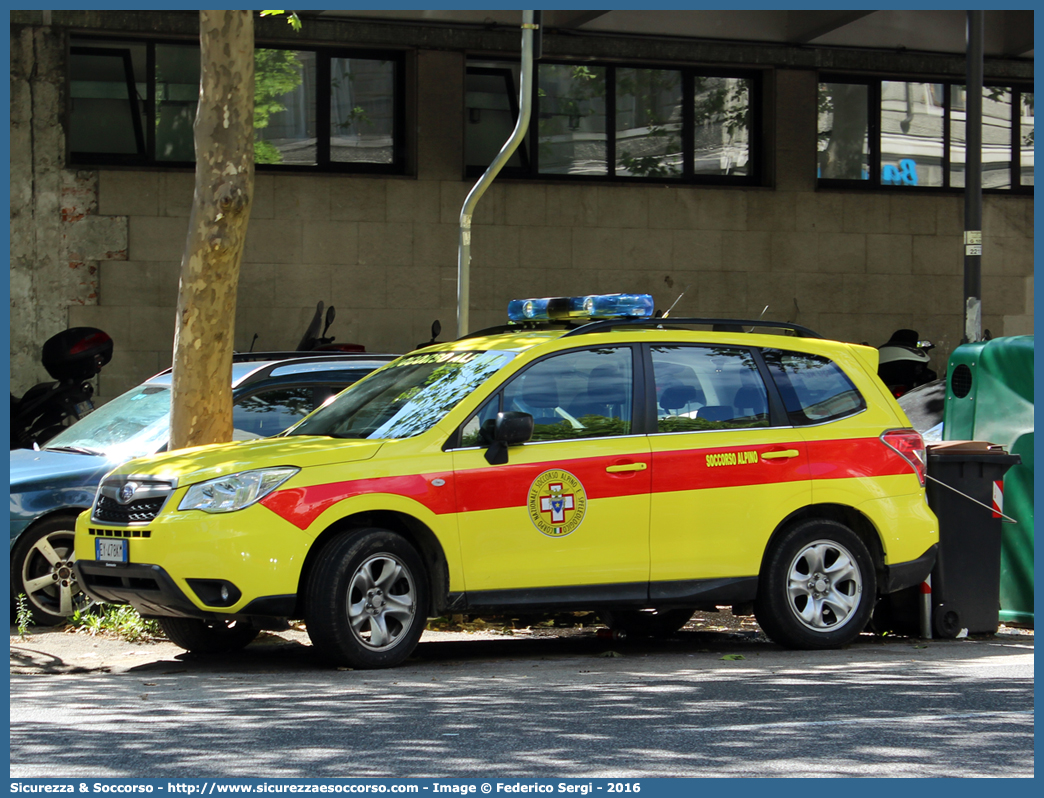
[605,462,648,473]
[761,449,799,460]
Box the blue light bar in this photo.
[507,293,654,322]
[583,293,654,320]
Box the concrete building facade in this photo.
[9,11,1034,402]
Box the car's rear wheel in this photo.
[11,516,95,626]
[600,607,695,638]
[158,617,259,654]
[755,520,875,650]
[305,528,429,669]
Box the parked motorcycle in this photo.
[296,301,366,353]
[877,328,937,398]
[10,327,113,449]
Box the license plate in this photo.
[96,538,128,563]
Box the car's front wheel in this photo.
[158,617,259,654]
[11,516,95,626]
[755,520,875,650]
[305,528,429,669]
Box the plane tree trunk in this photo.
[169,10,255,450]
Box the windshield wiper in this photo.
[44,445,105,456]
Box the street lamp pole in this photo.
[457,11,538,337]
[962,10,984,344]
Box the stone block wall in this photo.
[11,33,1034,403]
[9,26,128,397]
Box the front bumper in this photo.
[74,499,313,620]
[74,559,297,621]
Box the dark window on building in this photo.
[464,62,529,171]
[68,37,405,174]
[817,82,869,181]
[155,43,200,162]
[818,77,1033,192]
[68,43,148,159]
[466,59,760,183]
[1020,92,1034,186]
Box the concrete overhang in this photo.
[305,9,1032,60]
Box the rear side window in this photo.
[762,349,865,425]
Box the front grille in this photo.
[92,477,175,525]
[88,527,152,538]
[93,495,166,524]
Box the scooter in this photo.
[877,329,937,398]
[10,327,113,449]
[296,301,366,353]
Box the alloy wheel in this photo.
[346,553,417,650]
[786,539,863,631]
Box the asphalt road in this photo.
[9,626,1034,778]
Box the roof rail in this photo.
[232,350,375,363]
[560,317,825,339]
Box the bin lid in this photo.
[928,440,1006,453]
[927,440,1021,465]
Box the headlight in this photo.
[178,467,299,514]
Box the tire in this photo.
[158,617,259,654]
[305,528,429,669]
[755,520,876,650]
[600,608,695,638]
[933,605,962,639]
[11,516,96,626]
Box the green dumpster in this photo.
[943,335,1034,626]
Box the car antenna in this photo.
[661,286,691,320]
[746,305,769,333]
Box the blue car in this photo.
[10,353,396,625]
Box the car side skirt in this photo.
[464,576,758,613]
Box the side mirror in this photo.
[484,411,534,465]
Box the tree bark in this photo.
[169,11,254,450]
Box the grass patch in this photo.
[15,594,33,639]
[68,604,163,643]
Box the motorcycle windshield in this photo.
[287,350,514,441]
[43,384,171,461]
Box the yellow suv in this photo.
[75,294,938,668]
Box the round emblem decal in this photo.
[527,470,588,538]
[118,482,137,504]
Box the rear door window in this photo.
[650,345,770,432]
[762,349,865,425]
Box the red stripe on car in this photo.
[260,437,915,529]
[260,474,456,530]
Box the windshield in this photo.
[44,384,171,460]
[287,350,514,440]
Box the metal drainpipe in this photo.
[457,10,537,337]
[963,10,984,343]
